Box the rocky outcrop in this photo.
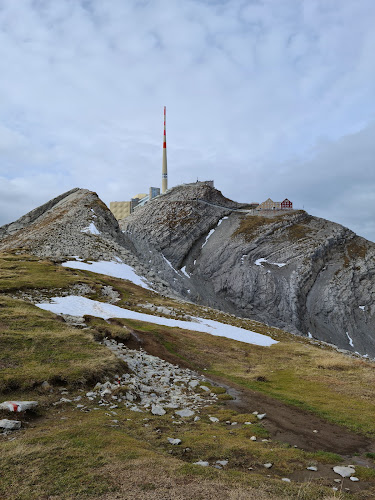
[0,188,131,261]
[122,184,375,357]
[0,188,196,297]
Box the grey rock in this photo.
[167,437,181,445]
[0,401,38,412]
[0,419,21,430]
[175,409,194,418]
[333,466,355,477]
[194,460,209,467]
[40,381,52,391]
[151,405,166,416]
[216,460,228,466]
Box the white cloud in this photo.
[0,0,374,240]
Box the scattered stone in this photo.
[167,437,181,445]
[257,413,266,420]
[281,478,291,483]
[0,401,38,412]
[264,463,273,469]
[200,386,210,392]
[250,436,257,441]
[350,477,359,482]
[151,404,166,416]
[209,416,219,423]
[216,460,228,466]
[175,409,194,418]
[231,422,238,426]
[194,461,209,467]
[244,421,252,425]
[332,487,338,492]
[252,411,259,415]
[334,479,341,483]
[40,381,52,391]
[0,419,21,430]
[333,466,355,478]
[312,429,318,433]
[307,466,318,471]
[95,341,218,415]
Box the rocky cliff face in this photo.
[1,184,374,357]
[0,188,195,297]
[122,184,375,357]
[0,188,132,261]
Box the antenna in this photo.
[162,106,168,193]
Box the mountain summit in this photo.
[1,183,374,357]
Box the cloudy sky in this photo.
[0,0,374,241]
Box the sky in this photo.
[0,0,374,241]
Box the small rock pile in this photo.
[84,339,219,414]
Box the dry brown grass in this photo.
[99,458,279,500]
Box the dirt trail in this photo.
[215,376,374,455]
[130,329,374,456]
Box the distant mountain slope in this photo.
[1,183,374,357]
[122,183,375,357]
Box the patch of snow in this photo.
[346,332,354,348]
[307,332,313,339]
[255,258,267,267]
[81,222,100,235]
[359,306,365,311]
[181,266,190,278]
[62,260,151,290]
[241,255,247,264]
[255,258,286,267]
[36,296,278,347]
[217,216,229,227]
[162,255,178,274]
[187,289,191,294]
[202,228,215,248]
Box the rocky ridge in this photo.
[1,184,374,357]
[0,188,183,297]
[122,183,375,357]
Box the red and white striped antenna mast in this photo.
[162,106,168,193]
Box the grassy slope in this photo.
[1,253,375,499]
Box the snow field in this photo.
[36,296,278,347]
[62,260,152,290]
